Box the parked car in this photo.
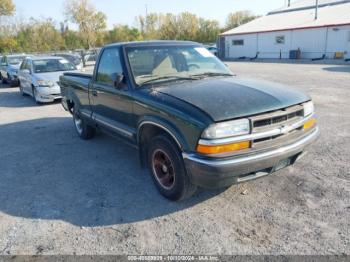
[206,46,218,56]
[83,49,101,66]
[18,56,77,103]
[0,54,27,87]
[59,41,319,201]
[53,53,83,70]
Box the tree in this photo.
[136,11,221,43]
[224,11,259,31]
[176,12,199,41]
[159,13,179,40]
[104,24,141,43]
[136,13,162,40]
[0,0,15,16]
[196,18,220,43]
[62,30,84,50]
[16,18,65,52]
[64,0,106,48]
[0,37,18,53]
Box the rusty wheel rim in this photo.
[152,149,175,190]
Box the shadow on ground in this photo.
[0,117,224,227]
[322,66,350,73]
[0,88,61,108]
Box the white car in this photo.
[18,56,77,103]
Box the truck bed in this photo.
[60,71,93,112]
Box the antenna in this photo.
[315,0,319,20]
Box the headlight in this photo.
[303,101,314,117]
[202,118,250,139]
[37,80,54,87]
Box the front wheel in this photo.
[73,107,96,140]
[1,74,7,84]
[19,82,27,96]
[147,134,197,201]
[9,79,18,87]
[32,87,41,104]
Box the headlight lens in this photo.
[303,101,314,117]
[202,118,250,139]
[37,80,54,87]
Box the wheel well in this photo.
[138,124,182,168]
[67,99,74,114]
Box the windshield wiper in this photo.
[140,75,198,85]
[191,72,235,78]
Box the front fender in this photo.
[137,115,190,151]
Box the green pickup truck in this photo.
[59,41,319,201]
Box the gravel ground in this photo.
[0,62,349,255]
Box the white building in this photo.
[220,0,350,60]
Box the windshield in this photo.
[56,54,82,65]
[126,45,232,86]
[8,56,25,65]
[33,59,76,73]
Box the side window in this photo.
[232,40,244,46]
[96,48,123,85]
[26,61,32,71]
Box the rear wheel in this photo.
[73,107,96,140]
[147,134,197,201]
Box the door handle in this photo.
[91,90,98,96]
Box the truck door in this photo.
[90,47,135,141]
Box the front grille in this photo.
[250,105,305,147]
[251,105,304,133]
[252,106,303,129]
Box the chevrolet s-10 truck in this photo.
[59,41,319,201]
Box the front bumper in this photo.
[35,86,62,103]
[183,127,319,188]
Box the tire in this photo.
[19,82,24,96]
[73,107,96,140]
[1,74,7,84]
[147,134,197,201]
[9,79,18,87]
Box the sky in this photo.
[13,0,287,29]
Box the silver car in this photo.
[0,54,27,87]
[18,56,77,103]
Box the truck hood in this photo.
[153,76,310,122]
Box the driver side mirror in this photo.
[112,73,125,89]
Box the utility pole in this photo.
[288,0,291,7]
[315,0,319,20]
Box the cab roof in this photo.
[105,40,201,48]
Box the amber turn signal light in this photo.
[303,118,316,130]
[197,141,251,154]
